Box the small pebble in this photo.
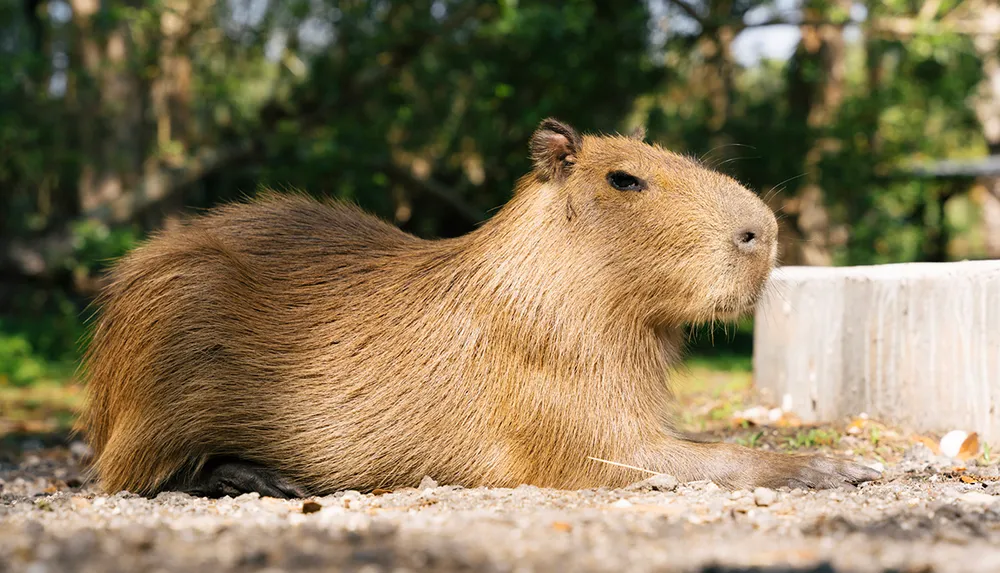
[0,431,998,570]
[753,487,777,507]
[625,474,679,493]
[154,491,194,504]
[681,480,717,492]
[68,442,93,460]
[958,491,999,505]
[21,440,44,453]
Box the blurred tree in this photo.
[0,0,665,378]
[863,0,996,260]
[0,0,998,384]
[781,0,853,266]
[965,0,1000,257]
[251,0,665,237]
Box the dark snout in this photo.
[732,219,776,258]
[729,196,779,265]
[732,226,763,254]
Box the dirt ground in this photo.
[2,422,999,573]
[2,370,998,573]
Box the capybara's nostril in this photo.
[733,226,761,254]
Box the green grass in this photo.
[734,430,765,448]
[0,379,84,436]
[784,428,841,450]
[672,350,754,433]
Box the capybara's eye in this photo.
[606,171,644,192]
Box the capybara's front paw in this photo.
[758,453,882,490]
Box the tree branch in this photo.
[869,15,1000,37]
[734,13,1000,36]
[740,17,851,29]
[82,141,255,225]
[0,141,256,283]
[385,164,483,225]
[2,1,492,284]
[917,0,943,21]
[662,0,705,26]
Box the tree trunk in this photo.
[697,0,736,132]
[864,0,884,156]
[68,0,102,216]
[970,0,1000,259]
[781,0,852,266]
[70,0,149,222]
[981,177,1000,258]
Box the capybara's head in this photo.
[527,118,778,325]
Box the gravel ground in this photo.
[2,438,999,573]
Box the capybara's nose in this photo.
[733,225,764,255]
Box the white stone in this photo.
[958,492,999,505]
[939,430,970,458]
[753,487,777,506]
[754,260,1000,446]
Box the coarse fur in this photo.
[77,119,880,497]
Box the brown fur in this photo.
[77,119,879,496]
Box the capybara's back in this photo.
[82,194,450,494]
[80,119,880,497]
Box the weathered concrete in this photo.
[753,260,1000,445]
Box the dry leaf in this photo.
[371,488,393,496]
[302,501,322,514]
[960,475,979,484]
[957,432,980,460]
[846,417,867,435]
[776,414,803,428]
[913,435,941,455]
[551,521,573,532]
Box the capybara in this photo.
[78,118,880,498]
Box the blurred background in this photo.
[1,0,998,424]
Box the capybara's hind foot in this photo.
[164,457,307,499]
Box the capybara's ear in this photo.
[529,118,582,182]
[629,125,646,141]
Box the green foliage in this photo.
[253,0,665,237]
[0,291,83,384]
[69,220,140,276]
[0,328,47,387]
[0,221,138,387]
[1,0,998,387]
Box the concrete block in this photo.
[753,260,1000,445]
